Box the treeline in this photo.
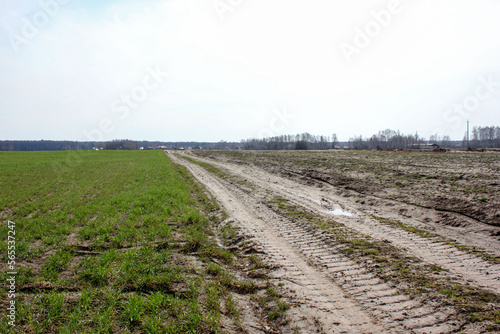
[0,140,94,151]
[138,141,240,150]
[242,133,339,150]
[2,126,499,151]
[97,140,139,150]
[0,140,140,151]
[241,127,500,151]
[348,129,426,150]
[241,130,429,150]
[0,139,240,151]
[469,126,500,148]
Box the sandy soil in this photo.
[169,150,500,333]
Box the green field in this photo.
[0,151,274,333]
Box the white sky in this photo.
[1,0,499,142]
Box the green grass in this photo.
[0,150,266,333]
[254,286,289,324]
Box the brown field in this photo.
[173,149,500,333]
[196,150,500,228]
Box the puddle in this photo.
[327,209,353,217]
[297,193,354,216]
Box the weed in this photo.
[123,294,145,326]
[41,249,74,282]
[226,294,240,319]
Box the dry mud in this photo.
[169,151,500,333]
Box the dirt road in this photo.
[169,151,500,333]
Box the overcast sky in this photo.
[1,0,499,142]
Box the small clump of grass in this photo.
[254,285,290,325]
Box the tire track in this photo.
[169,152,382,333]
[186,153,500,295]
[170,152,466,333]
[272,217,461,333]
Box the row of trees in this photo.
[0,139,245,151]
[99,140,140,150]
[242,133,339,150]
[241,127,500,150]
[241,130,429,150]
[348,129,426,150]
[0,140,141,151]
[2,126,499,151]
[0,141,94,151]
[469,126,500,148]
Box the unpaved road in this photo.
[169,151,500,333]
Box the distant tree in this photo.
[441,135,451,147]
[348,129,427,150]
[470,126,500,148]
[429,134,439,144]
[295,140,308,150]
[331,133,338,148]
[105,139,139,150]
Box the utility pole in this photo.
[467,120,470,149]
